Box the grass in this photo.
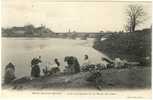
[93,28,151,65]
[2,67,151,90]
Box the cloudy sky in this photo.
[2,0,152,32]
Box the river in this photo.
[2,38,107,79]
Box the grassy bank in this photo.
[93,29,151,65]
[2,67,151,90]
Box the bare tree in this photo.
[125,4,145,32]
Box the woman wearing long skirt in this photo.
[31,64,40,77]
[31,57,42,78]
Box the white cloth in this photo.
[100,60,108,68]
[39,61,51,76]
[82,59,91,66]
[47,64,59,71]
[114,58,125,68]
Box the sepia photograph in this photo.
[1,0,152,96]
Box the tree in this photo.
[24,24,35,34]
[125,4,145,32]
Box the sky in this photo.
[1,0,152,32]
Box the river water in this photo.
[2,38,107,78]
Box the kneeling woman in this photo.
[4,62,16,84]
[43,58,60,76]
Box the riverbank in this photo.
[3,67,151,90]
[93,29,151,66]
